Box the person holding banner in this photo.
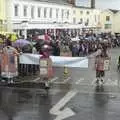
[95,43,110,85]
[40,44,53,88]
[1,40,19,83]
[117,56,120,72]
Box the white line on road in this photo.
[91,78,97,85]
[50,77,59,83]
[49,90,78,120]
[33,77,40,82]
[104,79,118,86]
[75,78,84,85]
[54,77,71,84]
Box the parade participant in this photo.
[95,43,109,85]
[95,53,105,85]
[117,56,120,71]
[41,44,50,58]
[40,44,53,88]
[1,40,19,82]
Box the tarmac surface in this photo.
[0,48,120,120]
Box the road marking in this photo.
[54,77,71,84]
[104,79,118,86]
[33,77,40,82]
[75,78,84,84]
[91,78,97,85]
[49,90,77,120]
[50,77,59,83]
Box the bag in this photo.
[104,59,110,71]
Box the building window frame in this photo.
[23,5,27,17]
[73,10,76,14]
[104,24,111,29]
[67,10,69,19]
[44,7,47,18]
[56,8,59,18]
[38,7,41,18]
[31,6,34,19]
[73,17,76,24]
[106,16,110,21]
[86,11,90,15]
[50,8,52,18]
[14,4,19,17]
[61,9,64,19]
[80,11,83,15]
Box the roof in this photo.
[109,9,119,14]
[75,6,93,9]
[32,0,70,5]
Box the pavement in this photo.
[0,48,120,120]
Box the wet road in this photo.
[0,48,120,120]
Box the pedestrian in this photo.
[117,56,120,71]
[95,54,105,85]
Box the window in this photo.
[86,11,90,15]
[104,24,111,29]
[98,15,100,21]
[80,11,83,14]
[95,15,97,22]
[23,5,27,17]
[106,16,110,21]
[61,9,64,19]
[67,10,69,19]
[31,6,34,18]
[50,8,52,18]
[73,17,76,24]
[85,19,89,26]
[56,9,59,18]
[79,18,83,24]
[38,7,41,17]
[14,5,19,16]
[44,7,47,18]
[73,10,76,14]
[87,18,89,23]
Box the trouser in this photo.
[96,70,105,80]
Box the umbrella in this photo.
[12,39,31,48]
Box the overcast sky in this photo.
[96,0,120,10]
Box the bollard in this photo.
[64,66,69,79]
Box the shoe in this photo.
[101,79,104,84]
[96,79,99,85]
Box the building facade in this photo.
[100,9,115,33]
[6,0,102,38]
[0,0,7,32]
[100,9,120,34]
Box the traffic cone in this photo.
[64,66,69,78]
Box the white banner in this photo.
[19,54,88,68]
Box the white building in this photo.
[9,0,74,38]
[7,0,102,38]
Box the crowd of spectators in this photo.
[1,30,120,76]
[1,31,120,58]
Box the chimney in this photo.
[67,0,75,5]
[91,0,95,8]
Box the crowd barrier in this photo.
[0,53,88,77]
[19,54,88,76]
[20,54,88,68]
